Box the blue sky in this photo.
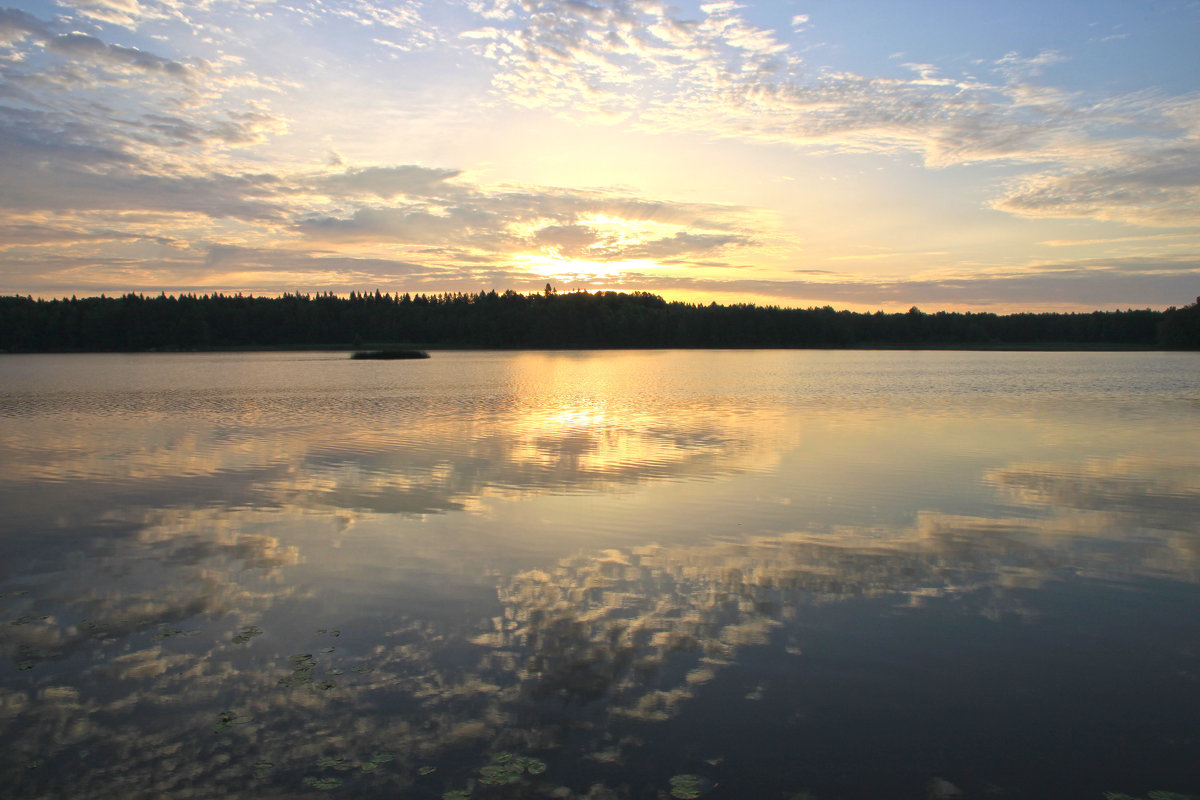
[1,0,1198,310]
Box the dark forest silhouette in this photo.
[1,289,1198,351]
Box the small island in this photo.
[350,349,430,360]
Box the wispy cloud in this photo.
[0,7,194,79]
[296,176,758,264]
[464,1,1200,228]
[994,138,1200,226]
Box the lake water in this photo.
[1,350,1198,800]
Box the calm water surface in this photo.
[1,350,1198,800]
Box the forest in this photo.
[1,288,1198,351]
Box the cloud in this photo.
[462,1,1200,228]
[0,158,286,221]
[993,49,1067,80]
[624,231,751,259]
[133,108,287,148]
[0,8,193,80]
[45,32,192,79]
[295,179,757,264]
[465,0,791,122]
[0,7,44,44]
[298,206,485,245]
[316,165,463,198]
[56,0,170,28]
[0,10,290,227]
[600,253,1200,309]
[533,223,599,257]
[0,222,177,249]
[994,144,1200,226]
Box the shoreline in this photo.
[0,342,1180,355]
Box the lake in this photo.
[1,349,1198,800]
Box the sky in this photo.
[1,0,1198,311]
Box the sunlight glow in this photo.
[517,254,661,280]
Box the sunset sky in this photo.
[2,0,1198,310]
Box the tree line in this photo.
[1,288,1197,351]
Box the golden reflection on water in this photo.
[1,351,1198,798]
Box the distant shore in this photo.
[1,342,1174,355]
[2,290,1197,351]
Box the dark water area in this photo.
[0,350,1197,800]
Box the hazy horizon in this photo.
[1,1,1198,312]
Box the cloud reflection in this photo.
[2,442,1198,797]
[2,353,1199,797]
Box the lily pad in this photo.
[479,763,522,786]
[279,670,315,687]
[369,753,395,764]
[477,752,547,786]
[151,626,182,641]
[418,766,436,776]
[670,774,705,799]
[302,775,343,790]
[232,625,263,644]
[15,643,50,669]
[213,711,252,733]
[280,654,318,686]
[443,791,471,800]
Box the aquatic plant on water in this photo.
[212,711,253,733]
[669,774,706,799]
[477,751,548,785]
[279,653,317,687]
[232,625,263,644]
[301,776,343,790]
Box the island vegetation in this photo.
[350,349,430,360]
[1,288,1197,352]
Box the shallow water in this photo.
[1,350,1198,799]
